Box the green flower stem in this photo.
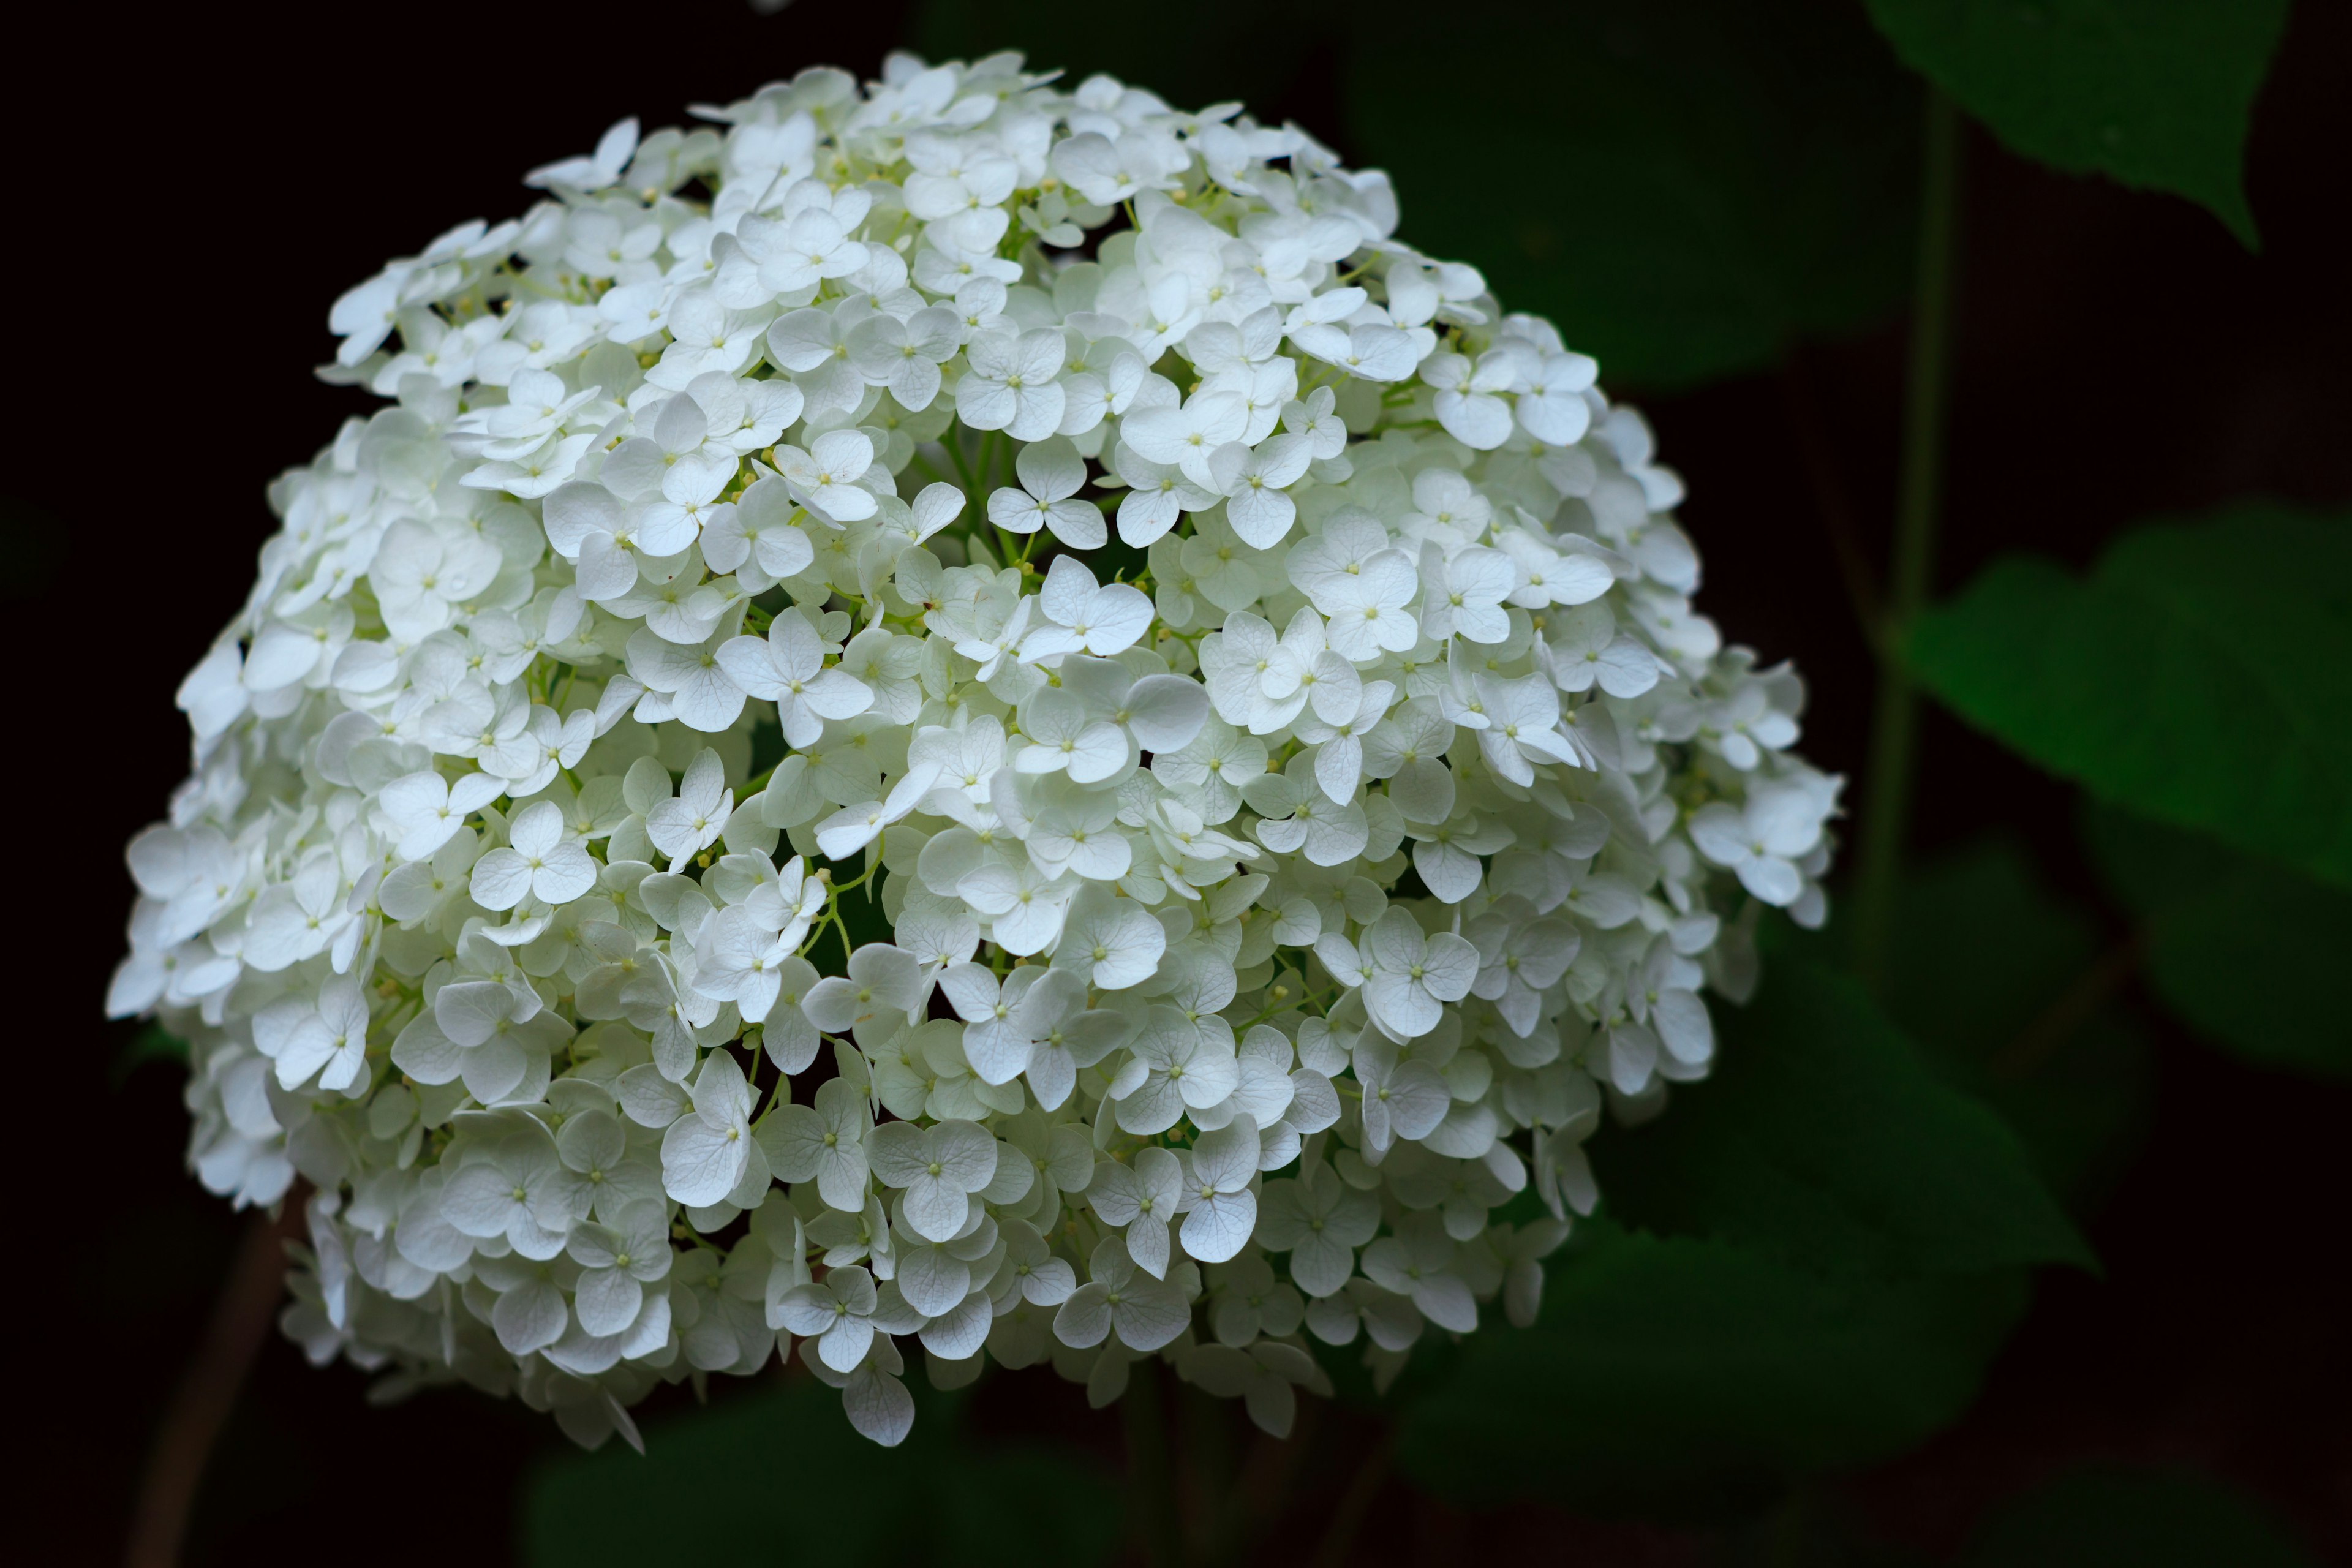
[1853,88,1963,991]
[942,429,981,499]
[127,1204,307,1568]
[1177,1379,1236,1566]
[1305,1433,1390,1568]
[1123,1357,1180,1568]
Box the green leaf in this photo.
[1879,839,2152,1213]
[113,1023,190,1088]
[1594,949,2095,1277]
[1864,0,2289,247]
[1346,0,1921,388]
[1394,1219,2028,1520]
[1909,503,2352,890]
[522,1378,1117,1568]
[1958,1463,2319,1568]
[2084,804,2352,1080]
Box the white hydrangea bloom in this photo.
[112,51,1841,1450]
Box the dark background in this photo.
[9,1,2346,1562]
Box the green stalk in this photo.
[1852,88,1963,991]
[1123,1359,1180,1568]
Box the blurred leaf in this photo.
[1880,839,2152,1212]
[1864,0,2288,247]
[1346,0,1920,388]
[911,0,1337,115]
[834,869,897,952]
[908,0,1919,388]
[1957,1463,2318,1568]
[746,715,787,782]
[113,1022,190,1088]
[1395,1218,2027,1520]
[2084,804,2352,1080]
[523,1377,1117,1568]
[1909,503,2352,889]
[1595,949,2095,1276]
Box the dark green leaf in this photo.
[1395,1219,2028,1520]
[2084,804,2352,1080]
[1864,0,2289,247]
[1594,949,2095,1276]
[1958,1463,2319,1568]
[1880,839,2152,1213]
[1909,503,2352,889]
[906,0,1920,389]
[522,1378,1117,1568]
[113,1023,190,1088]
[1346,0,1920,389]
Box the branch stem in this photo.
[1306,1433,1392,1568]
[1123,1358,1180,1568]
[1852,88,1964,990]
[127,1203,301,1568]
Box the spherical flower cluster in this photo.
[111,53,1839,1450]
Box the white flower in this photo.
[815,762,941,862]
[1421,349,1517,450]
[1008,967,1129,1109]
[867,1118,997,1243]
[1088,1147,1183,1278]
[1419,544,1517,646]
[956,328,1066,440]
[718,612,872,748]
[850,306,961,412]
[1050,885,1165,992]
[1630,936,1716,1071]
[1111,1007,1240,1136]
[802,943,925,1042]
[567,1200,672,1337]
[1110,439,1218,548]
[960,856,1079,957]
[1122,390,1246,491]
[1246,756,1370,867]
[1054,1235,1191,1352]
[470,801,598,911]
[1512,350,1598,445]
[777,429,880,524]
[252,975,371,1094]
[1467,907,1580,1036]
[1179,1340,1326,1439]
[117,53,1839,1454]
[1258,1160,1381,1297]
[380,769,505,862]
[1208,434,1313,549]
[1354,1036,1453,1155]
[779,1264,880,1373]
[759,1077,873,1213]
[734,200,870,301]
[1020,556,1154,662]
[1361,1212,1479,1332]
[659,1049,761,1207]
[1175,1120,1260,1264]
[643,750,735,870]
[1689,780,1833,906]
[441,1127,578,1257]
[1473,673,1587,785]
[987,436,1104,549]
[1536,601,1660,698]
[1359,908,1480,1038]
